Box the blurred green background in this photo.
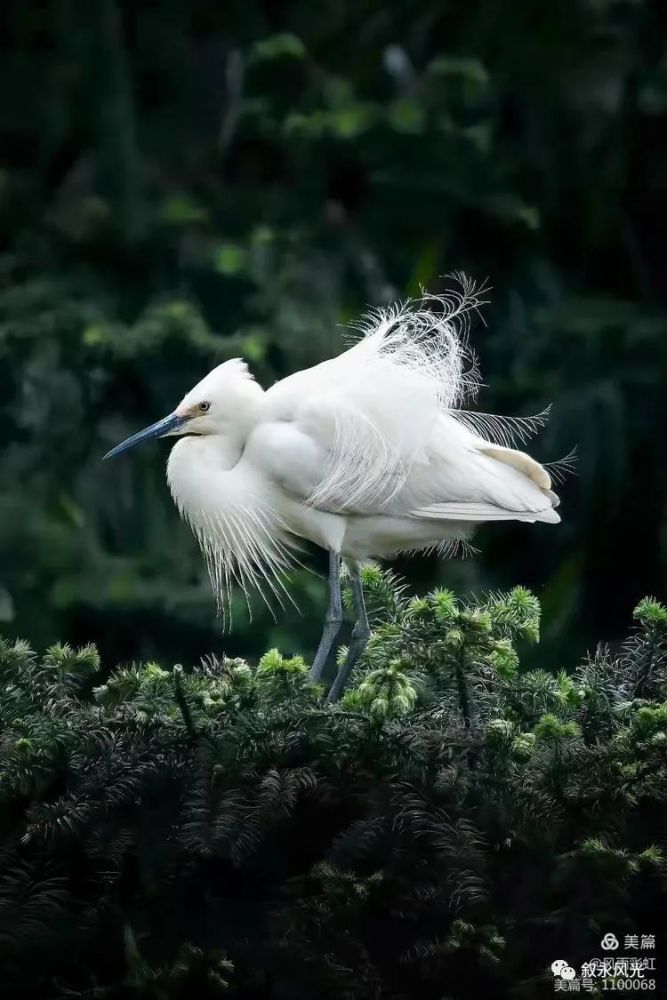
[1,0,665,671]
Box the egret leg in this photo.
[326,568,370,704]
[309,551,343,682]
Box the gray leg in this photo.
[326,568,370,703]
[310,551,343,681]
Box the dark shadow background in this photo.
[1,0,665,671]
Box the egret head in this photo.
[103,359,262,460]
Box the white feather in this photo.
[166,435,303,627]
[452,405,552,449]
[265,273,488,513]
[126,272,567,618]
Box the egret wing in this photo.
[260,278,560,522]
[257,397,559,523]
[263,279,484,512]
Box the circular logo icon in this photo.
[551,960,568,975]
[561,966,576,981]
[601,933,619,951]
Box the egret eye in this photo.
[198,401,211,413]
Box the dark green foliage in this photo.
[2,574,665,998]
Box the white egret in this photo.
[104,276,562,701]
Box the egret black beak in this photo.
[103,412,185,460]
